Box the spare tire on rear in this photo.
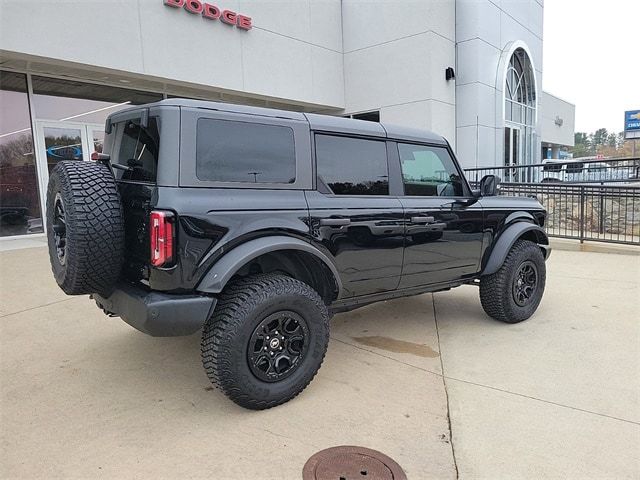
[46,160,124,296]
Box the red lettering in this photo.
[184,0,203,14]
[202,3,220,19]
[221,9,237,25]
[164,1,250,30]
[237,14,252,30]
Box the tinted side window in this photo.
[315,135,389,195]
[196,119,296,183]
[113,117,160,183]
[566,162,583,173]
[398,143,464,197]
[543,163,562,172]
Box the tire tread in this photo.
[46,161,124,295]
[201,273,330,410]
[480,239,546,323]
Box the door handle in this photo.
[410,216,435,224]
[320,218,351,227]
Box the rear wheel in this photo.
[46,161,124,296]
[479,240,546,323]
[201,273,330,410]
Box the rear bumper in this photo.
[94,282,216,337]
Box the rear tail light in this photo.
[150,210,175,267]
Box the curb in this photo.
[549,237,640,256]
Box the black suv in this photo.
[46,99,550,409]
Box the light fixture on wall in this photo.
[555,116,564,126]
[445,67,455,81]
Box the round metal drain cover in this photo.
[303,446,407,480]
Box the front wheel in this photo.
[479,240,546,323]
[201,273,330,410]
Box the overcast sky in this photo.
[543,0,639,134]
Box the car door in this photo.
[306,134,404,298]
[393,141,484,288]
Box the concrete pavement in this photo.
[1,246,638,479]
[435,250,640,479]
[0,247,455,480]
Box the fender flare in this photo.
[196,235,343,297]
[482,222,549,276]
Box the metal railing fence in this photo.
[496,183,640,245]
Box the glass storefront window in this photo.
[1,73,166,238]
[32,76,163,126]
[0,71,43,237]
[31,76,164,181]
[42,126,85,173]
[504,48,536,166]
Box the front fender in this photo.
[195,235,343,297]
[482,222,550,276]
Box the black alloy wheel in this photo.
[52,193,67,265]
[247,311,310,382]
[512,260,538,306]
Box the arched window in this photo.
[504,48,536,179]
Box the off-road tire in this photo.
[201,273,330,410]
[480,239,546,323]
[46,161,124,296]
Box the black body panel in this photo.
[148,187,310,292]
[398,197,484,288]
[101,99,550,337]
[118,181,154,283]
[305,191,404,297]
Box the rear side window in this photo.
[196,119,296,184]
[113,117,160,183]
[315,135,389,195]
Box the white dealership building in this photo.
[0,0,574,238]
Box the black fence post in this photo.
[579,185,585,244]
[599,183,605,234]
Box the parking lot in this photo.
[1,244,638,479]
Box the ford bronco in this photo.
[46,99,550,409]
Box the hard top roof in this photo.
[110,98,447,145]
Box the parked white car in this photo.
[540,159,629,183]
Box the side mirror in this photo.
[479,175,499,197]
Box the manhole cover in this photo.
[303,446,407,480]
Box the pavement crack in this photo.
[255,427,294,442]
[251,427,320,450]
[443,376,640,426]
[432,293,460,479]
[329,336,443,377]
[552,273,638,285]
[0,297,76,318]
[331,326,640,428]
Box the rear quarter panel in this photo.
[149,187,311,292]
